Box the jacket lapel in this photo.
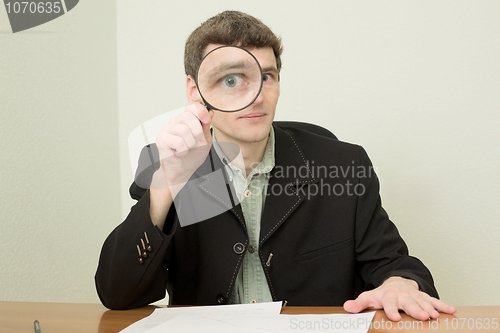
[194,147,246,231]
[192,125,318,240]
[259,125,318,245]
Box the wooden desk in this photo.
[0,302,498,332]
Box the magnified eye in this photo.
[223,75,240,88]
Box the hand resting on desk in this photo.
[344,276,457,321]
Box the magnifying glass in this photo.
[196,45,263,112]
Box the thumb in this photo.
[201,110,214,146]
[343,295,370,314]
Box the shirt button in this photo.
[217,294,226,304]
[244,189,251,198]
[222,158,228,165]
[233,242,245,255]
[248,245,255,253]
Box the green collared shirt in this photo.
[212,127,275,304]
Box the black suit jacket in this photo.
[95,124,438,310]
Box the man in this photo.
[95,10,455,321]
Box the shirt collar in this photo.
[212,126,275,178]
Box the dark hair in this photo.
[184,11,283,78]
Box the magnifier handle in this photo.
[201,97,212,112]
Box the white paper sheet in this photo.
[120,301,283,333]
[145,311,375,333]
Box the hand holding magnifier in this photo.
[149,46,255,225]
[169,46,260,155]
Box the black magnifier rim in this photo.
[195,45,264,113]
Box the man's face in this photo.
[188,44,280,146]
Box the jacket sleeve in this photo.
[354,146,439,298]
[95,144,178,310]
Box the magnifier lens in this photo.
[196,46,262,112]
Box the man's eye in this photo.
[262,73,275,82]
[223,75,239,87]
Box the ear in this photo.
[186,75,203,104]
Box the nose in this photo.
[252,88,264,105]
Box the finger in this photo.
[415,295,440,319]
[178,113,205,143]
[343,300,364,314]
[429,297,457,315]
[184,103,213,145]
[202,110,214,145]
[156,126,189,152]
[170,123,196,149]
[185,102,211,125]
[343,292,372,314]
[400,297,430,321]
[382,295,402,321]
[164,113,207,149]
[164,134,189,157]
[155,131,176,158]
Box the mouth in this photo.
[238,113,266,121]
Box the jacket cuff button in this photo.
[216,294,226,304]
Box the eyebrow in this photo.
[199,62,280,85]
[202,61,253,82]
[261,66,279,75]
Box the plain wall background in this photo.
[0,1,120,303]
[1,0,499,306]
